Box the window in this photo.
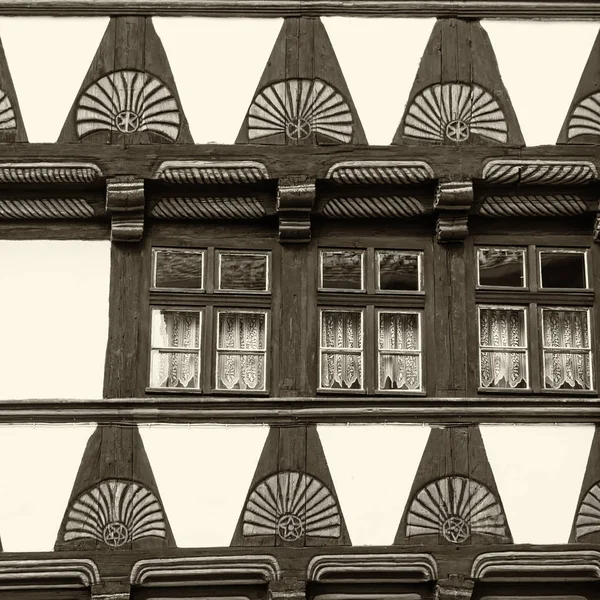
[318,247,425,393]
[475,245,594,392]
[148,247,271,393]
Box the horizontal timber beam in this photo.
[2,0,600,17]
[1,397,600,423]
[1,144,600,180]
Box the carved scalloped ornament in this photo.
[153,160,269,184]
[479,195,589,217]
[64,479,167,548]
[248,78,353,143]
[0,162,102,183]
[482,160,597,185]
[403,83,508,144]
[0,88,16,132]
[243,471,341,541]
[567,92,600,141]
[76,70,181,142]
[575,481,600,540]
[406,476,508,543]
[326,161,435,184]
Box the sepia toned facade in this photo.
[0,2,600,600]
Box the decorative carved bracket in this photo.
[277,175,316,243]
[434,180,473,242]
[106,176,145,242]
[435,575,474,600]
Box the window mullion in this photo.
[529,302,540,392]
[366,304,375,394]
[204,305,214,394]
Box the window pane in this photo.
[151,310,201,349]
[479,307,528,389]
[321,311,362,349]
[479,307,526,348]
[542,309,592,390]
[150,350,200,389]
[219,252,269,291]
[379,312,420,350]
[153,248,203,289]
[216,354,265,390]
[540,250,587,288]
[377,251,422,291]
[321,352,363,389]
[217,312,266,350]
[320,310,363,389]
[477,247,525,288]
[379,354,421,391]
[321,250,364,290]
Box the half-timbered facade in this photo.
[1,3,600,600]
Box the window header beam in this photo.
[1,0,600,18]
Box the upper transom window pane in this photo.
[539,249,588,289]
[377,250,423,292]
[218,251,270,292]
[477,247,526,288]
[320,250,364,291]
[153,248,204,290]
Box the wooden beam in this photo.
[1,1,600,18]
[0,397,598,423]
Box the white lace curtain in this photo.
[479,307,527,389]
[379,312,421,391]
[152,310,201,389]
[321,311,362,389]
[217,312,266,390]
[542,309,591,390]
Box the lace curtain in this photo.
[479,307,527,389]
[542,309,591,390]
[379,312,421,390]
[321,311,362,389]
[151,310,201,388]
[217,312,266,390]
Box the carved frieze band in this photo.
[152,197,268,220]
[0,162,103,184]
[322,196,427,219]
[307,553,438,581]
[277,176,316,243]
[326,160,435,184]
[106,176,145,242]
[153,160,270,184]
[0,199,95,219]
[482,160,597,185]
[130,556,281,585]
[0,559,100,588]
[478,195,589,217]
[471,550,600,579]
[434,180,473,242]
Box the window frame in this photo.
[146,242,274,396]
[471,238,596,395]
[316,241,429,396]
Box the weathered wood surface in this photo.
[394,426,511,546]
[393,19,523,147]
[59,17,192,145]
[55,424,176,551]
[236,17,366,146]
[0,0,600,17]
[231,426,350,547]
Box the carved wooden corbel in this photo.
[106,175,145,242]
[277,175,316,243]
[435,575,474,600]
[434,180,473,242]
